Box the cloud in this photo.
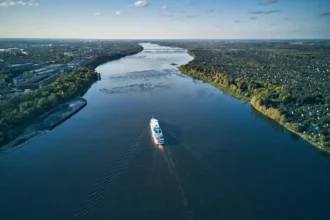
[248,11,263,14]
[234,20,240,23]
[205,9,215,14]
[320,11,330,17]
[93,12,100,16]
[250,16,258,20]
[265,10,281,14]
[17,1,25,5]
[260,0,279,5]
[161,5,167,10]
[115,11,121,15]
[133,0,148,7]
[0,0,38,7]
[248,10,281,14]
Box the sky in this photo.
[0,0,330,39]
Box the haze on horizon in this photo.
[0,0,330,39]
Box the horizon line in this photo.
[1,37,330,41]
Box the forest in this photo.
[0,42,144,146]
[0,67,98,145]
[159,40,330,150]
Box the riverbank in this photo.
[250,102,330,154]
[177,52,329,153]
[0,98,87,152]
[40,97,87,130]
[0,44,144,149]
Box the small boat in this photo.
[150,118,164,145]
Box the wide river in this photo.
[1,43,330,220]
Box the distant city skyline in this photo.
[0,0,330,39]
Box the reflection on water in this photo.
[250,105,285,133]
[107,69,175,81]
[196,88,216,99]
[156,144,164,152]
[289,132,300,141]
[100,83,170,95]
[250,105,302,142]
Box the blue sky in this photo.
[0,0,329,39]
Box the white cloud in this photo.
[17,1,26,6]
[0,0,38,7]
[93,12,101,16]
[162,5,167,10]
[133,0,148,8]
[115,11,121,15]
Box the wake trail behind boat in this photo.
[163,127,252,216]
[69,126,147,220]
[161,145,194,220]
[163,128,218,174]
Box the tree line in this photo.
[0,67,98,145]
[0,42,144,147]
[171,40,330,150]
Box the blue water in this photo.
[1,43,330,220]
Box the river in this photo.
[1,43,330,220]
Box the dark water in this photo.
[1,43,330,220]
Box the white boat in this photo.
[150,118,164,145]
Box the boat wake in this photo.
[162,146,194,220]
[163,128,217,174]
[163,127,252,215]
[70,126,147,220]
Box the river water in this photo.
[1,43,330,220]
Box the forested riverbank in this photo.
[179,61,330,152]
[161,40,330,152]
[0,67,98,146]
[0,43,144,147]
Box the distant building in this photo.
[15,64,68,90]
[67,58,88,69]
[17,74,58,90]
[63,52,74,56]
[12,76,25,85]
[25,64,68,77]
[0,48,19,53]
[7,63,34,72]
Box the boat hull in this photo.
[150,118,164,145]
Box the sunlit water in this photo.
[1,43,330,220]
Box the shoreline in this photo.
[177,51,329,153]
[0,46,144,152]
[250,102,330,154]
[0,98,87,153]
